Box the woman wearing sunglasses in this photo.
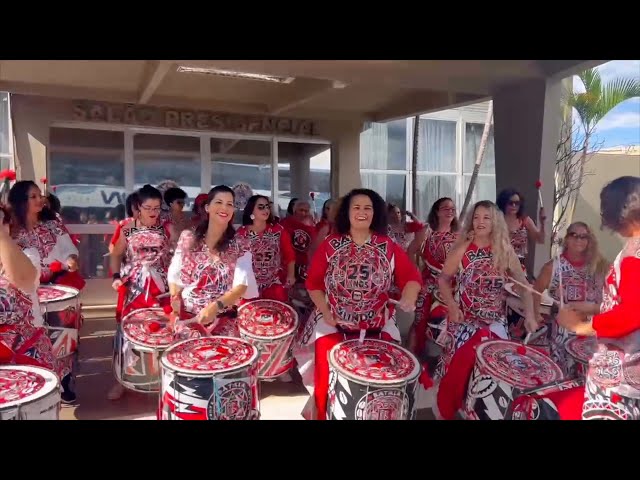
[236,195,296,303]
[496,188,546,273]
[532,222,608,376]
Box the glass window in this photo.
[73,233,112,280]
[463,174,497,205]
[277,142,330,221]
[49,128,125,225]
[360,119,407,171]
[361,172,407,210]
[417,119,457,172]
[415,173,457,219]
[134,133,200,211]
[211,138,272,222]
[464,122,495,174]
[1,92,10,156]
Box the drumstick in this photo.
[507,276,560,306]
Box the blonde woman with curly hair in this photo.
[532,221,608,376]
[433,200,537,419]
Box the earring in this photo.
[250,214,255,220]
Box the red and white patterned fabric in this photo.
[547,254,603,376]
[236,223,295,302]
[0,272,61,379]
[387,220,425,251]
[584,237,640,419]
[117,219,172,320]
[509,218,529,263]
[294,232,422,419]
[167,230,258,336]
[412,230,458,356]
[280,216,316,283]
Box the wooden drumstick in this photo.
[507,276,561,306]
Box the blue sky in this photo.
[572,60,640,149]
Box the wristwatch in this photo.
[216,299,225,311]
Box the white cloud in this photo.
[595,111,640,131]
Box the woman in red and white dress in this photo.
[168,185,258,335]
[280,199,317,284]
[9,181,84,291]
[387,203,426,251]
[107,185,176,400]
[0,207,62,387]
[559,176,640,420]
[496,188,546,273]
[435,200,537,419]
[532,221,607,376]
[295,188,422,420]
[406,197,460,359]
[236,195,295,303]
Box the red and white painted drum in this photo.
[237,299,298,379]
[327,339,421,420]
[114,308,174,393]
[464,340,564,420]
[565,335,597,379]
[159,336,260,420]
[507,378,585,420]
[0,365,61,420]
[38,285,82,383]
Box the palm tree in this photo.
[563,68,640,222]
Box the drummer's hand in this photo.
[397,295,417,313]
[322,309,337,327]
[557,307,593,335]
[447,304,463,323]
[568,301,599,315]
[67,256,78,272]
[198,303,218,325]
[524,315,539,334]
[112,279,123,291]
[285,274,296,287]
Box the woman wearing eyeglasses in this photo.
[532,222,608,376]
[496,188,546,273]
[236,195,296,303]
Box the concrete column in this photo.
[330,121,363,197]
[10,95,52,183]
[290,154,310,199]
[492,78,563,276]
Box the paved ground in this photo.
[61,313,436,420]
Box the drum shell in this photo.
[507,378,585,420]
[158,362,260,420]
[239,332,295,379]
[565,336,597,380]
[327,367,419,420]
[0,366,61,420]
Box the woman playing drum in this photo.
[0,207,62,388]
[387,203,426,251]
[407,197,460,359]
[559,176,640,420]
[280,199,317,284]
[9,180,84,291]
[236,194,295,303]
[435,200,537,419]
[167,185,258,335]
[295,188,422,420]
[532,221,607,376]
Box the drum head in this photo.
[37,284,80,303]
[161,336,258,376]
[329,339,421,386]
[237,299,298,340]
[475,340,563,390]
[0,365,59,409]
[121,308,174,348]
[565,336,597,365]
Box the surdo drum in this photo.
[114,308,174,393]
[506,378,585,420]
[159,336,260,420]
[565,336,597,379]
[237,299,298,379]
[464,339,564,420]
[38,285,82,384]
[0,365,61,420]
[327,338,421,420]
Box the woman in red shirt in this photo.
[295,188,422,420]
[387,203,426,251]
[559,176,640,420]
[236,195,296,303]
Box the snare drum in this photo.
[114,308,174,393]
[507,378,585,420]
[464,340,564,420]
[565,336,597,379]
[159,336,260,420]
[327,338,421,420]
[237,299,298,379]
[38,285,82,385]
[0,365,61,420]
